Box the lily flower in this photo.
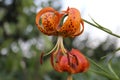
[36,7,84,37]
[36,7,89,80]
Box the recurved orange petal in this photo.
[52,48,89,74]
[36,7,61,35]
[69,49,89,73]
[58,8,84,37]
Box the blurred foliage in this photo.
[0,0,120,80]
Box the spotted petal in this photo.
[59,8,84,37]
[36,7,61,35]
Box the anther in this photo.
[40,52,44,64]
[67,52,71,66]
[72,55,79,65]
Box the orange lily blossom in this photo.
[36,7,89,80]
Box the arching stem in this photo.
[83,19,120,38]
[67,74,73,80]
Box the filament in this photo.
[43,36,60,56]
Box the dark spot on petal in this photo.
[68,25,70,27]
[73,16,75,19]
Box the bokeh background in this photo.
[0,0,120,80]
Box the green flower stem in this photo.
[108,64,120,80]
[82,18,120,79]
[87,57,109,74]
[67,74,73,80]
[88,58,119,80]
[108,48,120,80]
[82,19,120,38]
[90,69,119,80]
[87,48,120,80]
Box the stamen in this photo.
[53,37,60,56]
[50,52,54,67]
[72,55,79,65]
[55,49,61,63]
[40,52,44,64]
[66,51,71,65]
[43,36,60,57]
[41,36,62,66]
[48,36,61,67]
[59,36,67,54]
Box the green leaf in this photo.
[83,18,120,38]
[90,17,112,33]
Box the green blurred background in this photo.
[0,0,120,80]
